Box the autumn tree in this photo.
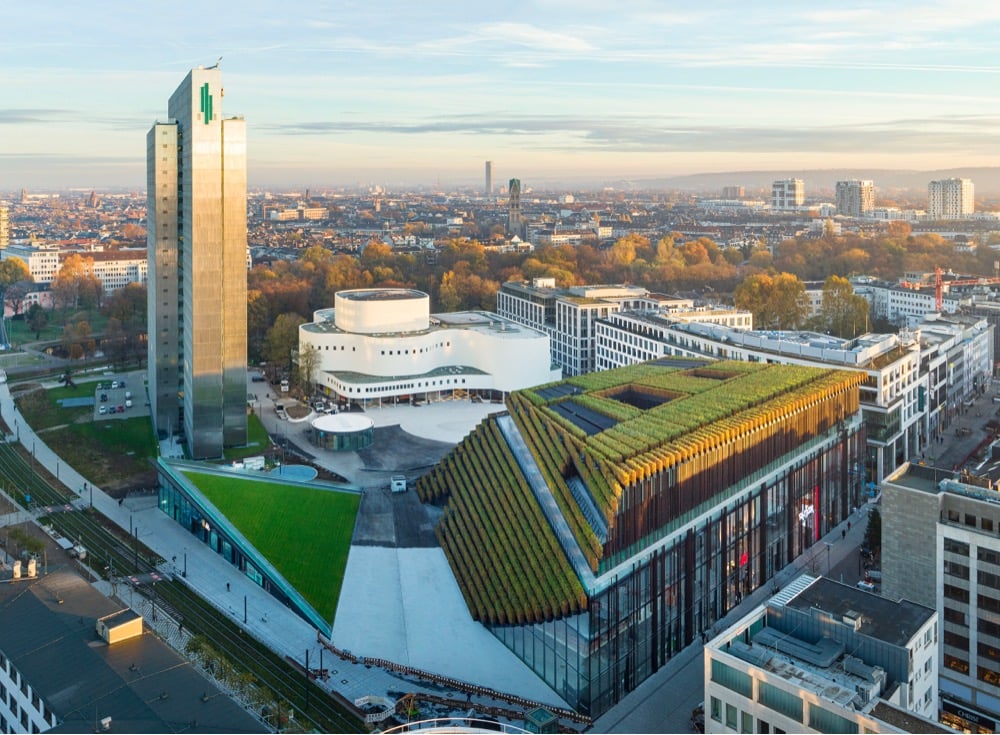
[51,254,102,313]
[103,283,147,326]
[61,320,94,359]
[297,343,321,395]
[26,303,48,340]
[0,258,30,292]
[734,272,809,329]
[3,280,33,318]
[263,313,307,372]
[816,275,870,338]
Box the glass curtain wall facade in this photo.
[148,67,247,459]
[491,423,865,716]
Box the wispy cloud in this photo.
[0,109,70,124]
[260,111,1000,157]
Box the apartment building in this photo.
[835,179,875,217]
[928,178,975,220]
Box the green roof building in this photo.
[418,358,866,716]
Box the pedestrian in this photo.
[226,582,230,592]
[842,529,846,540]
[848,521,851,531]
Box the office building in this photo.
[147,66,248,459]
[485,160,493,194]
[297,288,561,407]
[928,178,974,220]
[772,178,805,210]
[508,177,522,236]
[496,279,654,376]
[3,242,147,292]
[0,205,8,250]
[721,185,744,199]
[705,575,940,733]
[836,179,875,217]
[883,463,1000,731]
[419,360,866,716]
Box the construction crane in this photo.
[900,266,1000,311]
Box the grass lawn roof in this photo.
[418,359,864,626]
[182,470,360,624]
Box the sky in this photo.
[3,0,1000,190]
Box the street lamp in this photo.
[183,550,187,578]
[825,542,833,576]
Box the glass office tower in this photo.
[147,67,247,459]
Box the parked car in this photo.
[98,406,107,415]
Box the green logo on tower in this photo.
[200,83,214,125]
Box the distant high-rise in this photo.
[508,178,522,236]
[928,177,974,219]
[485,160,493,195]
[835,179,875,217]
[771,178,804,210]
[147,66,248,459]
[0,205,8,250]
[721,185,744,199]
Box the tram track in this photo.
[0,441,364,733]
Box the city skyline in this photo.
[4,1,1000,190]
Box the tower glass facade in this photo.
[147,68,248,459]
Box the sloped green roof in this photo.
[418,359,864,626]
[183,470,360,623]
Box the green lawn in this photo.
[41,417,158,489]
[7,310,110,345]
[185,470,360,624]
[16,383,95,430]
[223,413,272,461]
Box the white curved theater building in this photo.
[299,289,561,407]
